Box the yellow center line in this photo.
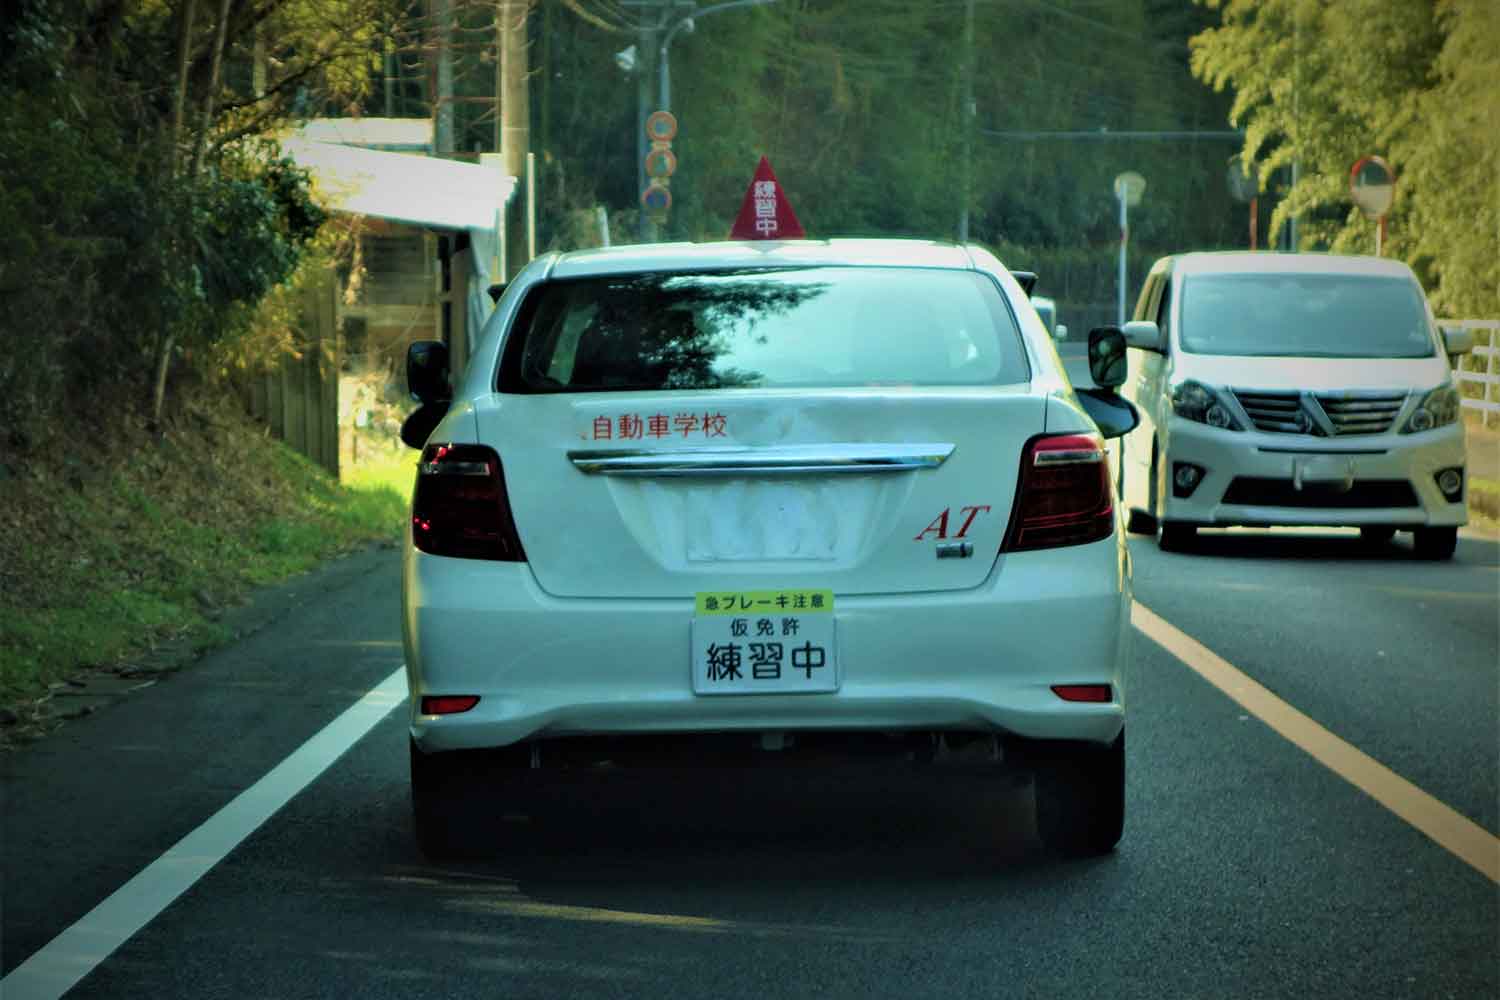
[1132,601,1500,885]
[1372,585,1496,603]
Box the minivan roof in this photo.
[1169,251,1415,279]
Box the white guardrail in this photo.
[1442,319,1500,427]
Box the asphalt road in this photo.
[4,425,1498,998]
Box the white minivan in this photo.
[1117,252,1471,558]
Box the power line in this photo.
[981,128,1243,141]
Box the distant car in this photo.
[400,239,1139,859]
[1117,251,1471,558]
[1033,295,1068,341]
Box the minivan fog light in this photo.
[1173,462,1206,498]
[1435,467,1464,502]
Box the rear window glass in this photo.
[497,267,1029,392]
[1179,272,1436,358]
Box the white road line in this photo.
[1133,602,1500,885]
[2,667,408,1000]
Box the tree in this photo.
[0,0,397,434]
[1191,0,1497,315]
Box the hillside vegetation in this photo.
[0,384,410,743]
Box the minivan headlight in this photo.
[1171,380,1242,431]
[1401,384,1460,434]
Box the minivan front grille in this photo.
[1233,390,1305,434]
[1314,391,1406,435]
[1230,389,1408,436]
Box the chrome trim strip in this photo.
[1033,449,1103,466]
[1257,447,1387,456]
[567,443,956,476]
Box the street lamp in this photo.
[624,0,775,241]
[657,0,777,114]
[1112,171,1145,326]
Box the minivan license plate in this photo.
[691,590,837,695]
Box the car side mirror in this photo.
[400,402,450,449]
[1087,326,1128,389]
[406,340,451,405]
[1010,271,1038,297]
[1076,388,1140,440]
[1442,325,1474,358]
[1120,320,1165,353]
[1054,323,1068,342]
[487,282,507,304]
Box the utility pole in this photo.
[431,0,453,155]
[497,1,532,276]
[382,34,394,117]
[1289,4,1300,252]
[636,3,661,242]
[253,25,267,101]
[958,0,974,243]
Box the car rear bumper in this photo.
[403,534,1130,754]
[1158,418,1467,528]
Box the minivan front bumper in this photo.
[1158,417,1467,528]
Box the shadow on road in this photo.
[403,766,1075,887]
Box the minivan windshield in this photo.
[1179,272,1436,358]
[500,266,1029,392]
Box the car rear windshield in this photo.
[1179,272,1436,358]
[497,266,1029,393]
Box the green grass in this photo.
[0,401,415,712]
[1470,476,1500,526]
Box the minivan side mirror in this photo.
[1120,319,1165,353]
[1442,325,1474,358]
[406,340,451,405]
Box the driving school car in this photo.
[400,239,1138,858]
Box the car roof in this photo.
[546,239,981,279]
[1168,251,1416,279]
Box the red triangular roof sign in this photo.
[729,156,805,241]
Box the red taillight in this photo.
[1003,433,1113,552]
[1051,684,1113,703]
[411,443,527,561]
[421,695,481,715]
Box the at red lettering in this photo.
[955,505,991,538]
[915,505,991,541]
[914,508,951,541]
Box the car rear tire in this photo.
[1359,525,1397,546]
[1034,732,1125,858]
[1158,522,1196,552]
[411,739,476,860]
[1413,526,1458,561]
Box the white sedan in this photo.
[400,239,1137,858]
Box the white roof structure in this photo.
[281,136,515,233]
[280,124,517,339]
[296,117,433,152]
